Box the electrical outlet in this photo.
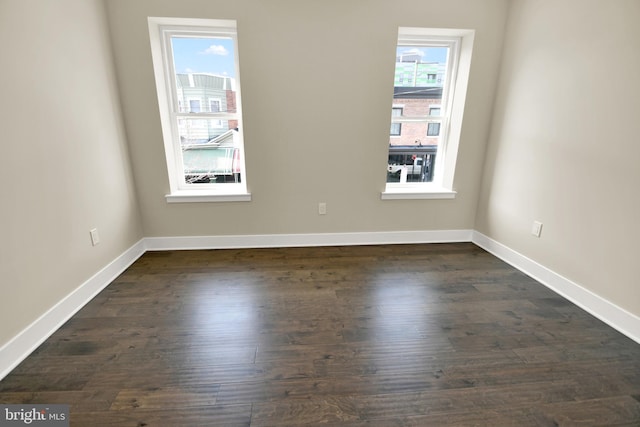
[531,221,543,238]
[318,202,327,215]
[90,228,101,246]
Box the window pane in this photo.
[388,45,448,184]
[178,118,237,145]
[180,120,242,184]
[171,37,238,114]
[387,152,435,183]
[182,144,241,184]
[166,30,244,187]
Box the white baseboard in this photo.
[143,229,474,250]
[472,231,640,344]
[0,239,146,381]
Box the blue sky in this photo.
[171,37,236,77]
[170,37,447,77]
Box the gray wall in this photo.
[0,0,143,346]
[105,0,508,237]
[3,0,637,357]
[475,0,640,316]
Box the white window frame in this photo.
[383,27,475,200]
[148,17,250,203]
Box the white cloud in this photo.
[401,48,425,57]
[201,44,229,56]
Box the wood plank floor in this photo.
[1,243,639,426]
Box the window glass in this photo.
[388,45,448,184]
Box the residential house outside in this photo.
[176,73,238,144]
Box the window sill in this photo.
[165,191,252,203]
[381,186,456,200]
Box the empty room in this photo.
[1,0,639,425]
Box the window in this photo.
[188,99,201,113]
[427,122,440,136]
[209,99,223,128]
[383,27,474,200]
[390,107,403,136]
[148,17,250,202]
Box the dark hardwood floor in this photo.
[1,243,639,426]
